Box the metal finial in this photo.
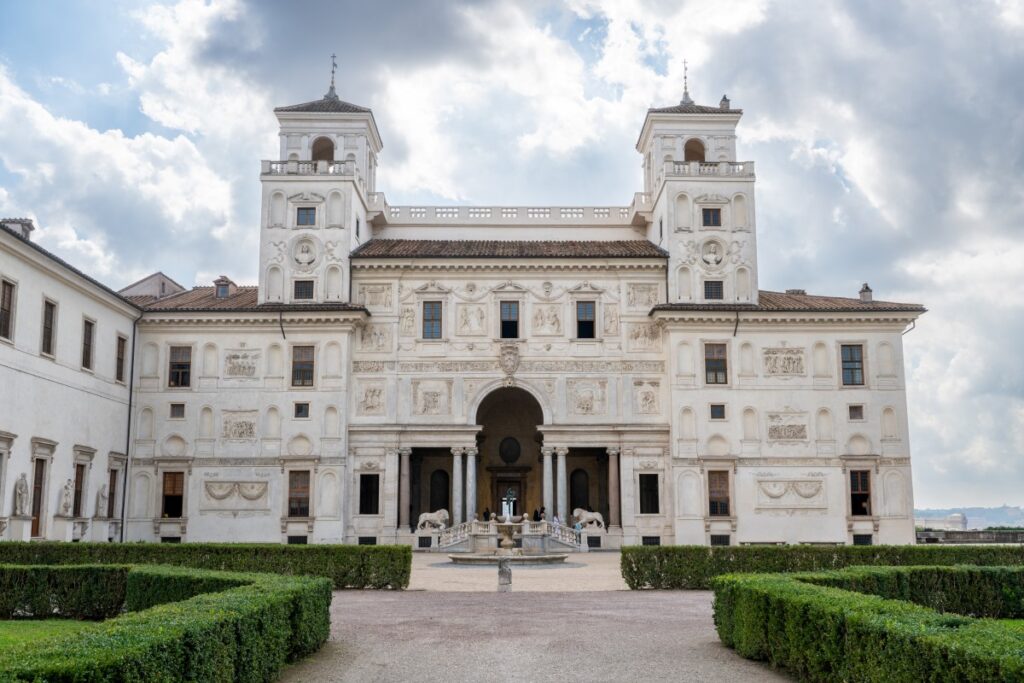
[325,53,339,100]
[680,58,693,105]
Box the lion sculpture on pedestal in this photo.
[572,508,605,528]
[417,508,450,530]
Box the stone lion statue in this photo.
[417,508,450,530]
[573,508,605,528]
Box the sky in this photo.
[1,0,1022,508]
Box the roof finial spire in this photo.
[680,58,694,106]
[325,53,339,100]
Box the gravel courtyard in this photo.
[280,553,786,682]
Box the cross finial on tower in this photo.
[680,58,694,105]
[325,53,339,100]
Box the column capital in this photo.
[398,447,412,457]
[541,446,554,457]
[607,447,621,457]
[450,447,465,457]
[554,447,569,457]
[465,447,479,457]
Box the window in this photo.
[356,217,361,239]
[168,346,191,387]
[291,346,315,387]
[0,279,14,340]
[500,301,519,339]
[359,474,380,515]
[850,470,872,516]
[160,536,182,544]
[705,343,728,384]
[72,463,86,517]
[704,280,724,300]
[293,280,314,300]
[710,404,726,420]
[841,344,865,386]
[41,300,56,356]
[702,208,722,227]
[288,470,310,517]
[848,404,865,421]
[215,284,230,298]
[287,535,308,545]
[576,301,596,339]
[81,319,95,370]
[169,403,185,419]
[358,536,377,545]
[709,471,730,516]
[30,459,46,537]
[162,472,184,518]
[422,301,442,339]
[107,468,118,518]
[852,534,873,546]
[641,536,661,546]
[638,473,659,514]
[710,534,731,546]
[115,336,127,383]
[296,207,316,226]
[294,402,310,419]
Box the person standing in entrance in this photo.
[532,508,540,522]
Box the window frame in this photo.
[637,472,660,515]
[575,300,596,340]
[81,317,96,371]
[295,206,317,227]
[422,301,443,340]
[847,404,865,422]
[702,207,722,227]
[704,342,729,385]
[293,401,311,419]
[106,466,120,519]
[499,300,520,339]
[708,470,731,517]
[709,403,727,421]
[290,345,316,388]
[167,345,193,388]
[0,277,16,342]
[72,462,86,518]
[169,403,185,420]
[358,473,381,516]
[161,471,185,519]
[703,280,724,300]
[293,279,315,301]
[287,470,311,518]
[840,342,867,387]
[40,298,57,358]
[849,469,872,517]
[115,334,128,384]
[215,283,230,298]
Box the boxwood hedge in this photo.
[712,565,1024,682]
[0,563,332,682]
[621,544,1024,589]
[0,541,410,590]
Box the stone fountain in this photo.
[447,512,568,566]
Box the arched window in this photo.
[311,136,335,162]
[684,138,706,162]
[429,469,450,513]
[570,469,589,511]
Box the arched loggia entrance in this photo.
[474,387,544,520]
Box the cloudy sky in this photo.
[1,0,1022,507]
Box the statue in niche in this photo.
[702,242,723,266]
[60,479,74,516]
[13,473,29,516]
[95,484,108,518]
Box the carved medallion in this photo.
[499,344,520,377]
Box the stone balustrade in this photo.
[665,160,755,177]
[370,202,633,225]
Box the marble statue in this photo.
[417,508,450,530]
[12,472,29,517]
[95,484,108,518]
[573,508,605,528]
[60,479,74,516]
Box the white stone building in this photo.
[0,83,925,548]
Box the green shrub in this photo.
[0,565,127,620]
[0,564,332,682]
[620,544,1024,589]
[712,565,1024,682]
[0,541,411,590]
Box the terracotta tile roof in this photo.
[648,103,742,115]
[652,290,926,314]
[274,95,371,114]
[350,239,669,259]
[141,286,367,313]
[124,294,158,306]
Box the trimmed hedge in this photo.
[621,544,1024,589]
[0,564,331,682]
[712,565,1024,682]
[0,541,411,590]
[0,564,127,620]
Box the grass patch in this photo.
[0,619,97,648]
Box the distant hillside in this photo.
[914,505,1024,530]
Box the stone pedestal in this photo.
[50,517,75,542]
[5,516,32,541]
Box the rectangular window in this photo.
[850,470,872,516]
[841,344,865,386]
[852,534,873,546]
[31,459,46,537]
[296,207,316,226]
[500,301,519,339]
[709,471,730,516]
[287,535,308,545]
[168,346,191,387]
[81,319,95,370]
[72,463,86,517]
[294,402,310,419]
[710,404,726,420]
[41,300,56,356]
[293,280,314,300]
[215,283,230,298]
[576,301,596,339]
[422,301,442,339]
[704,280,724,300]
[115,336,127,383]
[702,208,722,227]
[848,404,864,421]
[291,346,315,387]
[107,468,118,518]
[641,536,660,546]
[358,536,377,545]
[169,403,185,419]
[705,343,728,384]
[710,534,731,546]
[0,279,14,340]
[288,470,310,518]
[638,473,659,514]
[359,473,380,515]
[162,472,184,518]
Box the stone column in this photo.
[607,447,621,527]
[398,447,412,532]
[451,447,464,525]
[556,447,569,521]
[465,448,478,522]
[542,446,554,520]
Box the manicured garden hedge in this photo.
[712,565,1024,682]
[620,544,1024,589]
[0,564,331,682]
[0,541,411,589]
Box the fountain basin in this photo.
[447,553,568,565]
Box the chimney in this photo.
[785,288,806,295]
[859,283,873,302]
[2,218,35,240]
[719,94,731,110]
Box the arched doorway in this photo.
[311,136,335,162]
[684,138,705,162]
[475,387,543,520]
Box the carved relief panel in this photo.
[627,322,663,352]
[412,379,452,416]
[531,304,563,336]
[455,304,488,336]
[357,381,386,416]
[358,284,394,311]
[766,411,809,442]
[223,349,260,379]
[222,411,258,441]
[602,304,620,335]
[634,380,660,415]
[399,306,416,337]
[755,479,827,511]
[200,480,270,513]
[763,347,806,377]
[626,283,659,309]
[567,379,607,416]
[357,324,392,352]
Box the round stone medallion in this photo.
[498,437,521,464]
